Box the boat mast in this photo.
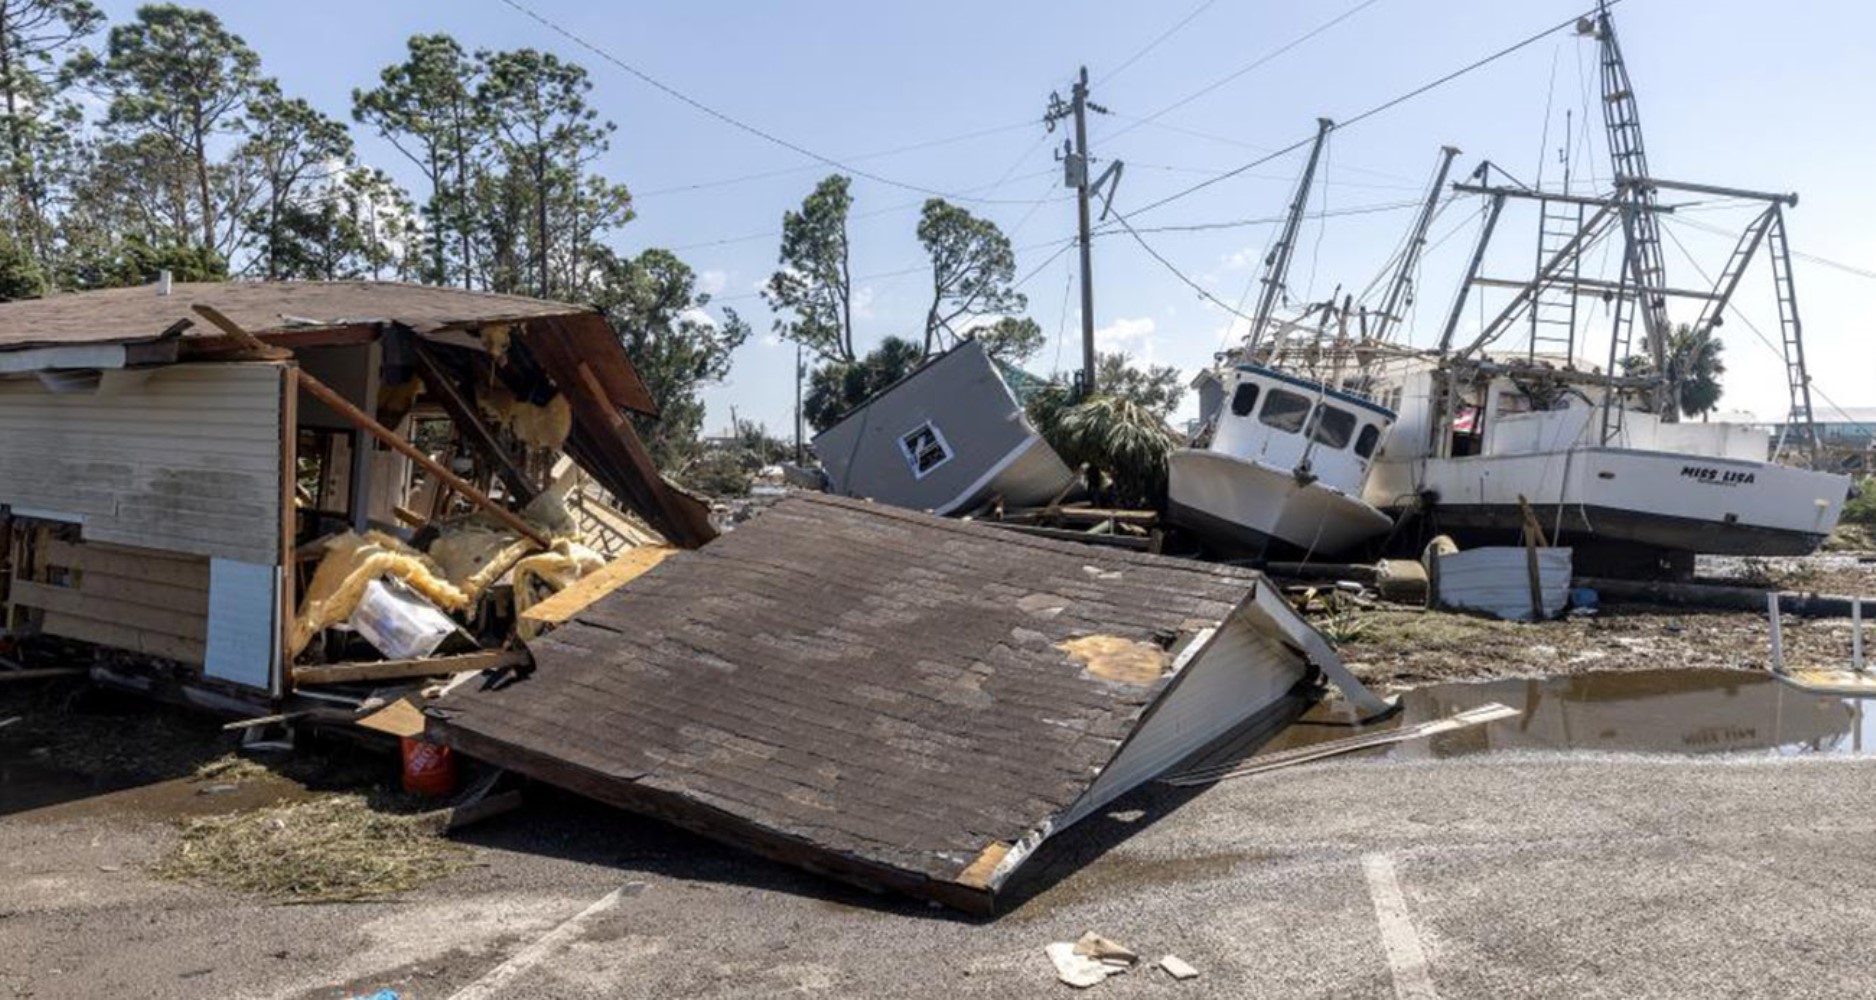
[1582,2,1672,411]
[1247,118,1334,358]
[1372,145,1460,345]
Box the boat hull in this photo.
[1169,449,1394,557]
[1370,446,1848,557]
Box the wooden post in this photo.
[297,371,550,548]
[1767,592,1786,674]
[190,305,292,360]
[409,339,539,505]
[1517,494,1547,621]
[1854,597,1865,673]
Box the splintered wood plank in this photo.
[12,580,208,641]
[519,546,677,635]
[44,541,211,590]
[40,611,205,664]
[292,648,529,687]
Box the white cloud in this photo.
[1222,246,1262,271]
[1095,316,1158,362]
[698,269,728,296]
[678,306,717,329]
[853,285,876,321]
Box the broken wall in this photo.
[0,363,284,564]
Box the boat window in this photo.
[1258,388,1312,433]
[1229,382,1260,417]
[1355,423,1381,458]
[898,422,953,479]
[1307,403,1356,449]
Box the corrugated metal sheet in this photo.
[0,363,283,564]
[1435,546,1574,621]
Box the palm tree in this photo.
[1625,323,1727,419]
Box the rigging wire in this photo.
[1658,218,1873,433]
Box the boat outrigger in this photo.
[1170,125,1451,559]
[1362,3,1850,573]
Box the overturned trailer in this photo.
[0,280,706,712]
[813,338,1077,515]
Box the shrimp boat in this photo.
[1169,120,1423,559]
[1361,4,1850,573]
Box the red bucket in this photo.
[400,737,458,797]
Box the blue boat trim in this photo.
[1233,363,1397,420]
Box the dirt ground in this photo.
[1332,605,1866,689]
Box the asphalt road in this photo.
[6,746,1876,999]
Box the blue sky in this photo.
[98,0,1876,435]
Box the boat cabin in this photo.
[1208,364,1395,495]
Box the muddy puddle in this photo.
[1,739,314,822]
[1271,667,1876,761]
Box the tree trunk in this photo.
[838,235,854,362]
[534,151,548,298]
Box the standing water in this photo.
[1267,668,1875,761]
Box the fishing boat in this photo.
[1169,124,1455,558]
[1361,3,1850,574]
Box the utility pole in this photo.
[793,342,805,465]
[1046,68,1121,398]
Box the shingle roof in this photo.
[428,494,1271,911]
[0,280,594,350]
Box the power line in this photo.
[666,168,1062,252]
[1111,213,1258,324]
[1096,0,1221,85]
[1121,1,1626,222]
[633,120,1035,198]
[494,0,1046,206]
[1118,198,1420,235]
[1105,0,1391,142]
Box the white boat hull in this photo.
[1368,446,1848,556]
[1169,449,1395,557]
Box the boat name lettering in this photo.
[1679,465,1755,486]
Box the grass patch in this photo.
[1334,609,1525,651]
[153,793,469,903]
[1842,476,1876,527]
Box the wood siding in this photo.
[0,363,284,564]
[13,539,210,664]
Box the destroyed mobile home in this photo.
[813,337,1078,516]
[426,494,1386,912]
[0,280,710,714]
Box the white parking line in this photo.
[448,883,639,1000]
[1362,853,1440,1000]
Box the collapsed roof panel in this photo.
[0,280,591,348]
[427,495,1362,912]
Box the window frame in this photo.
[1306,403,1357,450]
[1354,423,1382,459]
[1229,381,1261,418]
[1257,387,1313,434]
[897,421,955,480]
